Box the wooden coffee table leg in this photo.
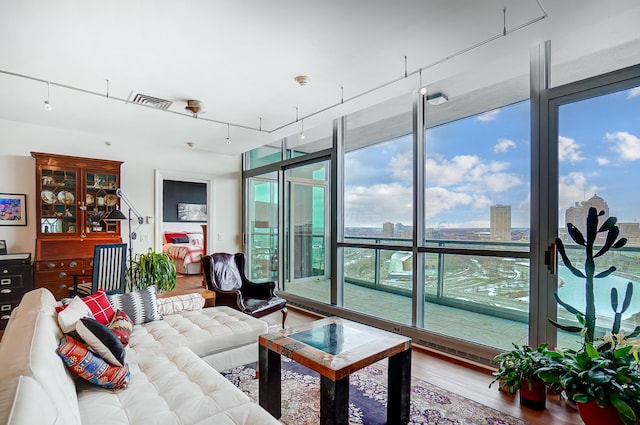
[320,375,349,425]
[387,348,411,425]
[258,345,282,418]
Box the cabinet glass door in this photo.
[39,168,77,234]
[85,172,120,233]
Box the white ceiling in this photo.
[0,0,639,155]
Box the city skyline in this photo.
[344,86,640,229]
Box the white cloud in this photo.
[477,110,500,122]
[558,172,601,211]
[558,136,585,163]
[389,151,412,181]
[596,157,610,165]
[628,87,640,99]
[606,131,640,161]
[494,138,516,153]
[425,187,491,219]
[344,182,413,227]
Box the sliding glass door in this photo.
[246,172,279,282]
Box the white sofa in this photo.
[0,288,280,425]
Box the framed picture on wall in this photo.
[0,193,27,226]
[177,203,207,222]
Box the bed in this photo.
[162,232,204,274]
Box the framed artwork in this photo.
[0,193,27,226]
[177,203,207,222]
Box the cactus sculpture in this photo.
[552,207,640,346]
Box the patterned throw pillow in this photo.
[57,296,93,333]
[108,286,162,325]
[56,335,130,389]
[76,317,126,367]
[81,289,116,325]
[108,310,134,346]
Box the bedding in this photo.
[162,232,204,274]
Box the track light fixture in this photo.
[300,119,305,140]
[418,69,427,96]
[44,81,53,111]
[226,122,231,144]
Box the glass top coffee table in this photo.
[258,316,412,425]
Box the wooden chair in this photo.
[202,252,288,329]
[71,243,128,296]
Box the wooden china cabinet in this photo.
[31,152,123,300]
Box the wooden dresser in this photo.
[0,253,33,330]
[31,152,123,299]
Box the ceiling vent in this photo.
[129,93,173,110]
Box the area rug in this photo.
[221,358,527,425]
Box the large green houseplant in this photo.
[541,207,640,425]
[490,343,560,410]
[128,248,177,292]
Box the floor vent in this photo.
[129,93,173,110]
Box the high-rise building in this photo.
[564,194,610,232]
[490,204,511,241]
[382,222,394,238]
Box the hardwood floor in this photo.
[177,274,582,425]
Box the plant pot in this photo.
[519,378,546,410]
[576,399,624,425]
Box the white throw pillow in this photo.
[156,293,205,315]
[57,296,92,333]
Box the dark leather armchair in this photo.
[202,253,288,329]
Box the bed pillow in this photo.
[81,289,116,325]
[171,236,190,244]
[56,335,130,389]
[76,317,126,367]
[156,293,205,315]
[57,296,93,333]
[108,286,162,325]
[164,232,187,243]
[187,233,204,245]
[108,309,134,346]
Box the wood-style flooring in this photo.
[178,273,582,425]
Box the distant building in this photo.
[619,222,640,245]
[382,222,394,238]
[490,204,511,241]
[564,194,610,232]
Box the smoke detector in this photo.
[185,99,204,115]
[294,75,309,86]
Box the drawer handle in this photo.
[59,284,67,290]
[2,269,7,274]
[1,315,10,320]
[47,263,56,269]
[0,289,11,294]
[70,262,78,267]
[1,305,10,311]
[58,272,67,278]
[1,278,10,285]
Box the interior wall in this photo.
[0,118,243,256]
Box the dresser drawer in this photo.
[35,259,86,271]
[0,265,31,291]
[35,280,79,301]
[0,300,20,330]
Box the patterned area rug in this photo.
[221,358,527,425]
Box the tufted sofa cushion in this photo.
[77,346,271,425]
[129,306,268,365]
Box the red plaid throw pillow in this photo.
[82,289,115,325]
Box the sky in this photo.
[344,86,640,229]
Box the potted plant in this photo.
[128,248,177,292]
[490,343,559,410]
[544,207,640,424]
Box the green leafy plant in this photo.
[128,248,177,292]
[489,343,560,394]
[552,207,639,344]
[539,343,640,425]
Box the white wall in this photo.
[0,119,243,257]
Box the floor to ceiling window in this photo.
[246,172,279,282]
[552,79,640,350]
[422,101,531,348]
[283,160,331,303]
